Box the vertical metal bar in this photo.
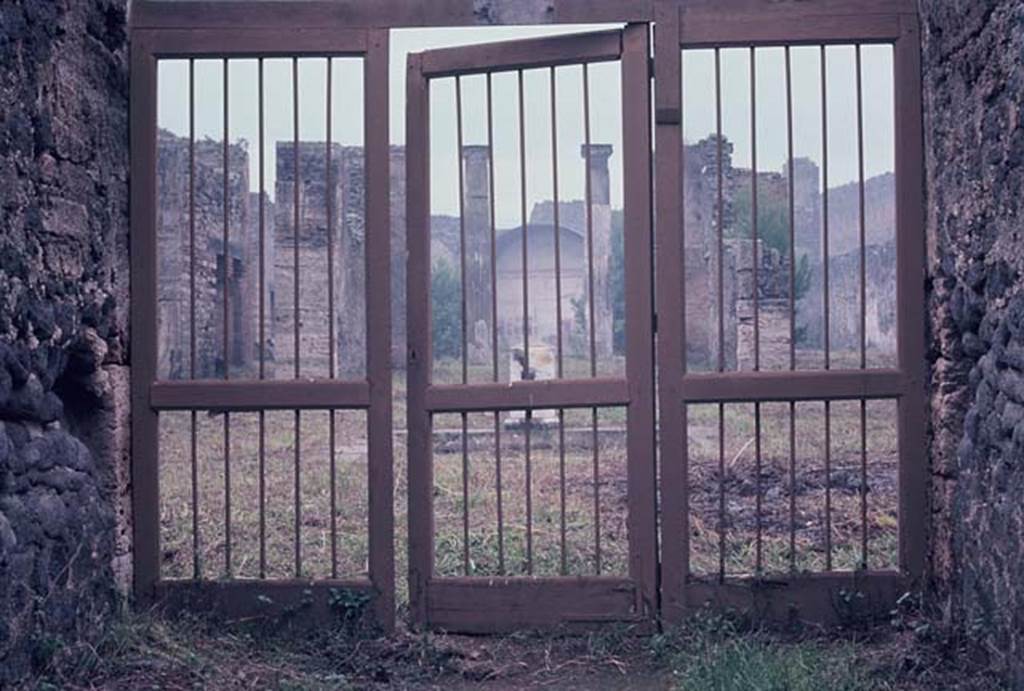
[861,398,869,568]
[821,46,834,571]
[222,58,232,579]
[714,48,727,582]
[655,2,687,620]
[750,49,761,373]
[821,46,831,369]
[457,76,469,387]
[462,414,470,575]
[857,45,867,372]
[455,76,471,576]
[855,44,870,570]
[486,73,505,576]
[188,58,200,580]
[292,57,302,578]
[130,33,160,603]
[785,46,798,574]
[326,57,338,579]
[789,401,796,571]
[406,52,432,626]
[824,399,833,570]
[517,69,533,575]
[549,67,568,575]
[257,58,267,580]
[718,404,726,580]
[366,31,396,630]
[750,49,763,575]
[785,47,796,373]
[582,62,601,575]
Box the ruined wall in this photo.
[0,0,129,683]
[922,0,1024,684]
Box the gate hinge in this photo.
[648,56,655,79]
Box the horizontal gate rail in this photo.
[425,379,631,413]
[151,381,373,411]
[419,30,624,77]
[679,370,906,403]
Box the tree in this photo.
[431,259,462,361]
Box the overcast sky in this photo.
[157,27,894,229]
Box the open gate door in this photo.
[406,25,656,632]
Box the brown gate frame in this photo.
[406,25,657,633]
[130,26,395,629]
[127,0,927,631]
[654,0,927,623]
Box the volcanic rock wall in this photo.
[922,0,1024,684]
[0,0,130,683]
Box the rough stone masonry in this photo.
[0,0,130,683]
[922,0,1024,684]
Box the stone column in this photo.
[462,145,493,363]
[582,143,614,358]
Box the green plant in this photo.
[431,258,462,361]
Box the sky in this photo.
[156,27,895,229]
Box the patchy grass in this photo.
[27,608,1004,690]
[158,367,900,599]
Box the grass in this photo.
[157,360,900,604]
[28,607,1006,690]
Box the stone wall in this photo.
[922,0,1024,685]
[0,0,129,683]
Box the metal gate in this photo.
[405,25,657,632]
[131,26,395,630]
[654,2,927,624]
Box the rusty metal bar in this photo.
[292,57,302,578]
[857,44,867,371]
[718,404,726,581]
[750,48,760,373]
[326,57,338,579]
[785,46,796,373]
[855,44,869,571]
[257,58,267,579]
[824,400,833,570]
[517,68,533,575]
[188,58,200,580]
[789,401,796,571]
[592,406,601,574]
[749,48,763,575]
[861,398,869,568]
[462,414,470,575]
[549,66,568,575]
[485,72,504,576]
[821,46,831,369]
[454,75,471,576]
[222,58,232,578]
[714,48,726,583]
[581,62,601,575]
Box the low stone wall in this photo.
[922,0,1024,684]
[0,0,129,683]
